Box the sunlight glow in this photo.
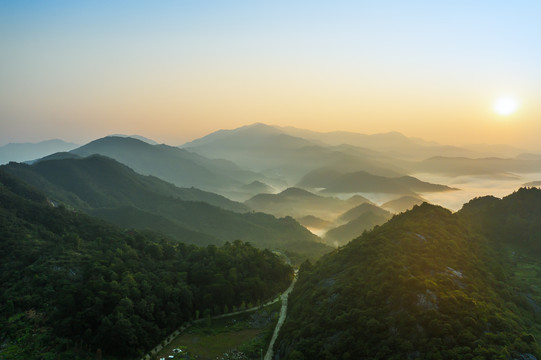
[493,96,519,116]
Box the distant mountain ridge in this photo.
[181,123,405,183]
[245,187,370,219]
[2,155,329,259]
[0,139,78,165]
[70,136,269,196]
[299,169,456,195]
[108,134,159,145]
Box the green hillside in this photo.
[0,170,293,359]
[276,189,541,359]
[2,156,330,260]
[337,202,390,223]
[245,187,369,219]
[70,136,267,193]
[324,211,391,246]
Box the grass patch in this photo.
[157,303,281,360]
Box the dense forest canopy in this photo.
[0,170,293,359]
[276,188,541,360]
[2,156,330,261]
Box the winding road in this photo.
[264,272,297,360]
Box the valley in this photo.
[2,2,540,358]
[1,124,540,360]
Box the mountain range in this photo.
[0,169,293,358]
[70,136,269,195]
[2,156,329,260]
[0,139,79,165]
[1,123,541,359]
[245,187,370,219]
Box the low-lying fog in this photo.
[324,173,541,213]
[413,173,541,212]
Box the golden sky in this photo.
[1,1,540,149]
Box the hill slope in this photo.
[245,187,369,219]
[299,169,456,195]
[2,157,330,260]
[276,191,541,359]
[324,211,392,246]
[182,123,404,183]
[70,136,267,195]
[0,170,294,359]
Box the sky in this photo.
[1,1,540,149]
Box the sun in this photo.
[493,96,519,116]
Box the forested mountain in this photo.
[2,156,330,260]
[300,169,456,195]
[69,136,270,194]
[336,202,391,223]
[324,210,392,247]
[0,170,294,359]
[275,189,541,359]
[8,154,248,213]
[382,195,425,213]
[245,187,370,219]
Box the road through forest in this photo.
[264,274,297,360]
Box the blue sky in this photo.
[1,1,540,147]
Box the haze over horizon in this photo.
[2,1,541,149]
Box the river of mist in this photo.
[414,172,541,212]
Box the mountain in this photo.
[5,155,249,213]
[232,180,276,201]
[245,187,370,220]
[324,211,391,247]
[276,126,486,159]
[109,134,159,144]
[382,195,425,213]
[0,169,293,358]
[241,180,274,194]
[0,139,78,165]
[296,215,332,230]
[181,123,404,184]
[275,190,541,359]
[70,136,267,196]
[299,169,456,195]
[2,156,330,260]
[336,202,391,223]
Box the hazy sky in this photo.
[1,1,540,148]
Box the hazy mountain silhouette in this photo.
[337,202,391,223]
[324,211,391,246]
[299,169,456,195]
[70,136,268,195]
[381,195,425,213]
[275,126,488,159]
[181,123,403,184]
[108,134,159,144]
[0,139,78,165]
[245,187,370,219]
[297,215,333,230]
[3,156,329,258]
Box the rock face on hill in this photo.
[275,188,541,359]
